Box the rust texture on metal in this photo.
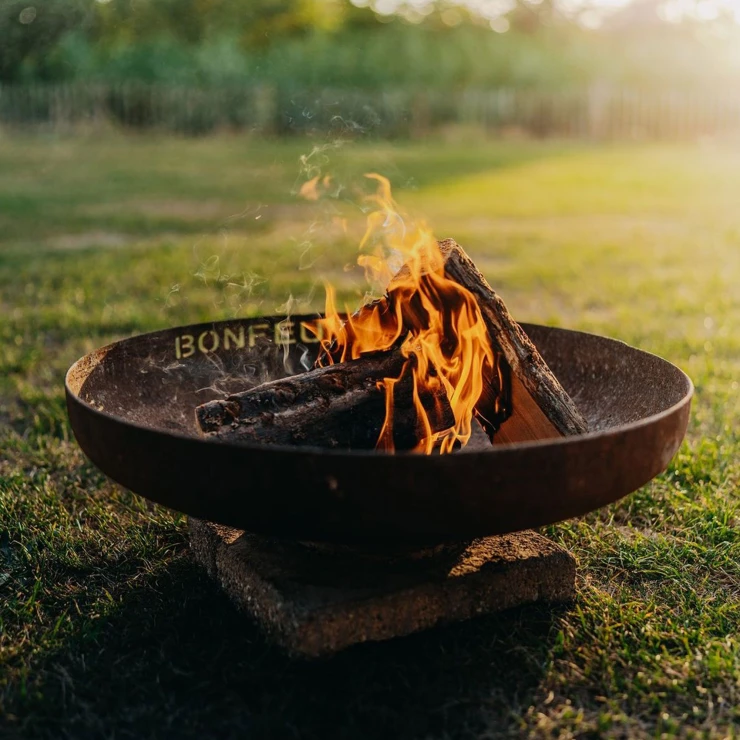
[65,316,693,546]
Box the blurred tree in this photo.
[91,0,348,48]
[506,0,561,33]
[2,0,737,92]
[0,0,92,81]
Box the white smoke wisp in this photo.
[275,293,302,373]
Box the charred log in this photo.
[196,349,455,451]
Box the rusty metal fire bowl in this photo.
[65,315,692,547]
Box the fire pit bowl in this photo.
[65,315,692,546]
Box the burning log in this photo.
[196,349,455,451]
[436,239,588,440]
[318,239,587,443]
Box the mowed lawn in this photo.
[1,133,739,739]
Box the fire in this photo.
[312,174,496,454]
[298,174,333,201]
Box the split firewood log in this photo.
[317,239,588,442]
[436,239,588,440]
[196,349,455,451]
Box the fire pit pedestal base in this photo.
[189,519,575,657]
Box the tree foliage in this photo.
[0,0,92,81]
[91,0,349,46]
[0,0,738,89]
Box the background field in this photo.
[1,133,739,738]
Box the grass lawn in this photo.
[1,131,739,739]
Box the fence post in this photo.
[587,82,611,140]
[1,82,738,140]
[410,91,430,139]
[253,84,277,135]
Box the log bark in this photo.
[436,239,588,438]
[196,350,455,451]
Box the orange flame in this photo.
[299,174,333,201]
[314,174,495,454]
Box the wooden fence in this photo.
[2,83,740,139]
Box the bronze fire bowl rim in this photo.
[65,319,692,455]
[65,316,693,545]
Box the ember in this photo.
[195,176,588,452]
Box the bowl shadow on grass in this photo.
[13,552,570,740]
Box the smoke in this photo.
[297,343,312,372]
[275,293,300,373]
[154,104,410,396]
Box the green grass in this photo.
[1,131,739,739]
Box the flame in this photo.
[299,174,333,201]
[313,174,496,454]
